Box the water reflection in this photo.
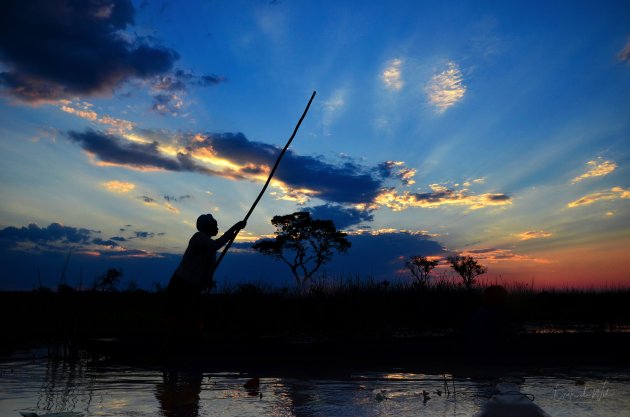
[1,351,629,417]
[155,368,203,417]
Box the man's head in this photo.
[196,214,218,236]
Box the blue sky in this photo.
[0,0,629,290]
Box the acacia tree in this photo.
[94,267,123,292]
[252,212,351,291]
[405,256,439,287]
[447,255,487,289]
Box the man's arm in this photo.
[213,220,247,248]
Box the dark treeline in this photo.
[3,281,630,355]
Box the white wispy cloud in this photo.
[572,158,617,183]
[382,58,403,90]
[322,88,346,135]
[425,61,466,113]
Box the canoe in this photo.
[474,382,551,417]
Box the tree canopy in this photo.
[448,255,488,289]
[405,256,439,286]
[252,212,351,290]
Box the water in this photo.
[1,349,629,416]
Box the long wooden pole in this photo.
[210,91,317,278]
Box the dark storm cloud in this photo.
[0,0,177,102]
[68,129,385,205]
[0,223,95,246]
[92,237,119,247]
[68,129,182,171]
[110,236,127,242]
[186,133,384,204]
[305,204,374,229]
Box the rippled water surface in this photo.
[1,349,629,416]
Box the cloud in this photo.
[151,93,184,115]
[0,220,168,259]
[0,223,94,247]
[0,0,178,103]
[182,132,384,205]
[425,62,466,113]
[322,89,346,134]
[374,184,512,211]
[153,69,225,92]
[459,248,551,264]
[377,161,416,185]
[138,195,156,203]
[68,129,196,172]
[516,230,553,241]
[60,102,97,120]
[567,187,630,208]
[92,238,119,248]
[103,180,136,193]
[382,58,403,90]
[619,37,630,63]
[150,69,226,115]
[133,231,155,239]
[164,195,192,202]
[572,158,617,183]
[305,204,374,229]
[459,248,552,264]
[61,101,135,133]
[68,129,512,211]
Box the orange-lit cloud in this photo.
[374,185,512,211]
[425,62,466,112]
[60,103,98,120]
[60,101,135,133]
[348,228,439,237]
[382,58,403,90]
[516,230,553,241]
[76,250,101,257]
[459,248,552,264]
[165,202,180,214]
[572,158,617,183]
[567,187,630,208]
[103,180,136,193]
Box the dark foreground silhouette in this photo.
[3,284,630,371]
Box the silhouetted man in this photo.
[166,214,245,321]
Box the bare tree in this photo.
[252,212,351,291]
[405,256,439,287]
[447,255,487,289]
